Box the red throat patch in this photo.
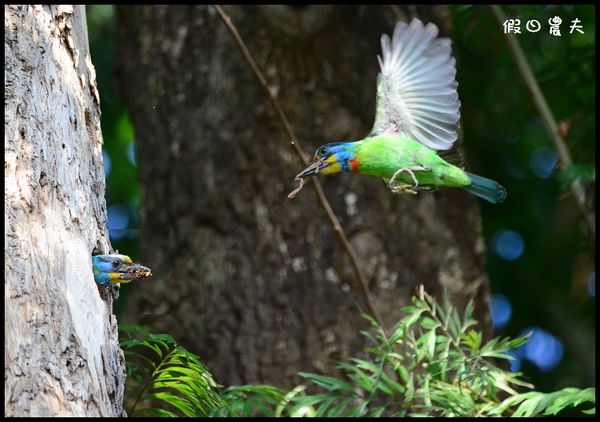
[349,157,360,172]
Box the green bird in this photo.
[291,18,506,204]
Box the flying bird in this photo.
[290,18,506,204]
[93,254,152,286]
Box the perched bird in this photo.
[290,18,506,204]
[93,254,152,286]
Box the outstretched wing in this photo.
[369,19,461,151]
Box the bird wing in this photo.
[369,19,461,151]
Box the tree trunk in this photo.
[116,5,493,388]
[4,5,125,416]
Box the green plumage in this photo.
[354,134,471,187]
[291,19,507,204]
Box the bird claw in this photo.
[400,185,419,195]
[387,166,428,194]
[389,184,418,195]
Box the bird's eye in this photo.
[320,147,329,156]
[112,259,121,269]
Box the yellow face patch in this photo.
[321,156,341,175]
[108,272,122,285]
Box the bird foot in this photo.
[387,166,429,194]
[389,184,419,195]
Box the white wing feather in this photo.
[370,19,461,151]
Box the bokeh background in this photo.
[86,4,595,393]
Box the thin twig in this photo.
[212,5,386,334]
[489,5,595,240]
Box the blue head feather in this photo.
[93,254,152,286]
[314,142,357,172]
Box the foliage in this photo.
[90,5,596,394]
[451,4,595,392]
[557,163,596,192]
[119,289,595,417]
[119,325,224,417]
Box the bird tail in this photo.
[462,172,507,204]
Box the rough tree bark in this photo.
[5,5,125,416]
[116,5,494,388]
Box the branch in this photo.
[212,5,387,334]
[489,5,595,240]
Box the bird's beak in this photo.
[118,263,153,282]
[296,156,336,178]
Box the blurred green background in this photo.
[87,4,595,393]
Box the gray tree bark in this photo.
[4,5,125,416]
[116,5,493,388]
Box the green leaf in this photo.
[492,387,596,417]
[388,325,406,345]
[419,316,439,330]
[448,307,461,335]
[119,292,595,419]
[347,372,376,393]
[328,398,352,416]
[513,393,546,417]
[461,330,482,352]
[397,364,410,383]
[298,372,355,394]
[462,299,475,331]
[119,325,224,417]
[253,400,275,416]
[506,334,531,349]
[422,329,437,360]
[543,387,596,416]
[290,394,332,407]
[241,397,255,417]
[438,340,451,381]
[557,163,595,191]
[365,405,386,416]
[360,329,379,346]
[274,385,306,416]
[481,351,514,360]
[313,397,336,417]
[345,401,368,416]
[405,373,415,403]
[145,391,196,416]
[583,408,595,415]
[401,307,426,329]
